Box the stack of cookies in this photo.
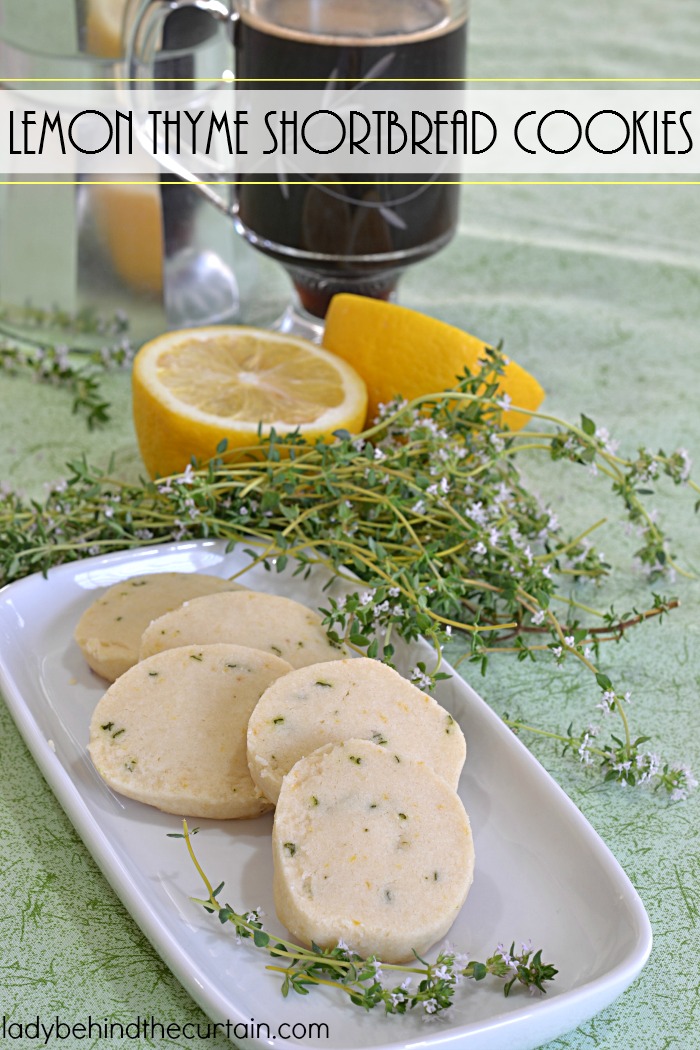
[77,571,474,962]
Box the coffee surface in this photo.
[242,0,460,45]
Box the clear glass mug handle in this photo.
[124,0,238,217]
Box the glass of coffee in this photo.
[127,0,469,336]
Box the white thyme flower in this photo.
[674,447,692,481]
[578,734,594,766]
[465,501,487,525]
[595,426,619,454]
[411,667,432,690]
[432,964,452,981]
[495,943,518,974]
[494,481,511,504]
[597,690,616,714]
[672,763,698,792]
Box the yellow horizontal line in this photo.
[2,180,698,186]
[2,77,699,83]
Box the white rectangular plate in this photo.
[0,540,651,1050]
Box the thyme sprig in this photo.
[1,347,697,795]
[179,821,557,1013]
[0,303,134,427]
[504,716,698,800]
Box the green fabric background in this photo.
[2,1,700,1047]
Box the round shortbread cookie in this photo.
[88,643,292,818]
[272,739,475,963]
[139,590,346,668]
[248,657,466,803]
[75,572,246,681]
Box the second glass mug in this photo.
[127,0,470,334]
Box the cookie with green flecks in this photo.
[138,590,347,668]
[75,571,247,681]
[247,657,466,803]
[272,739,474,963]
[88,643,291,818]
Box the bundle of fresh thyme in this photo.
[0,343,697,797]
[176,822,558,1014]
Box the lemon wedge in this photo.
[323,294,545,430]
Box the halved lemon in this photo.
[131,326,368,478]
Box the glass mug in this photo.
[127,0,470,333]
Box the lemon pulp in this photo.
[131,326,368,478]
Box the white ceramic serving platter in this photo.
[0,540,651,1050]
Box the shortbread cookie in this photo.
[272,739,474,963]
[88,643,292,818]
[139,590,345,668]
[75,572,246,681]
[247,658,466,803]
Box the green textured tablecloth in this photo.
[2,1,700,1047]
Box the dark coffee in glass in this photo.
[127,0,469,328]
[234,0,468,318]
